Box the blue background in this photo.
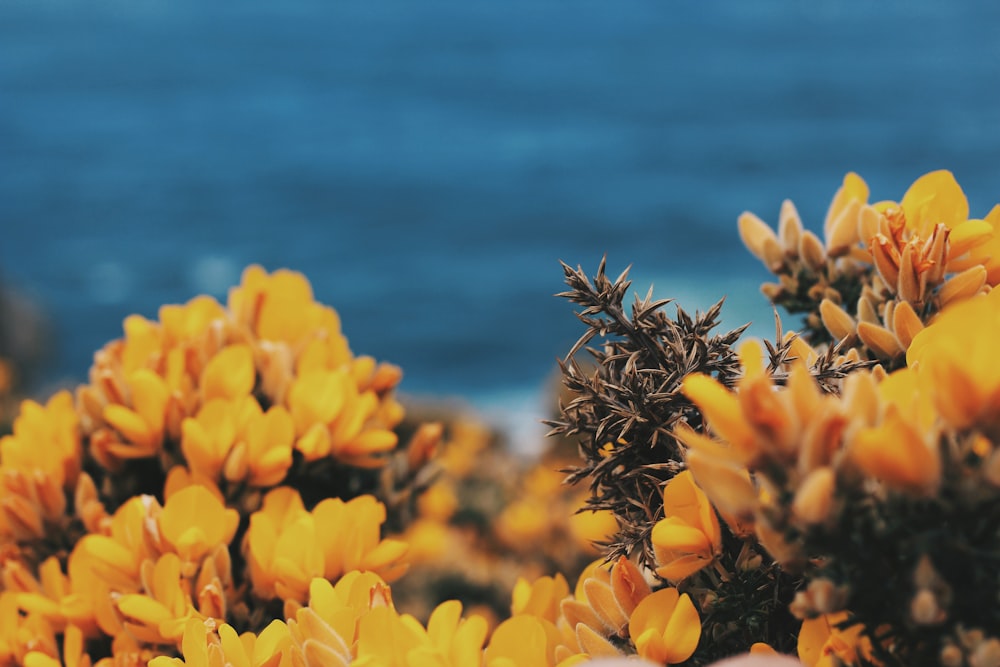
[2,0,999,436]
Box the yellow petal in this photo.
[900,170,969,234]
[819,299,856,341]
[937,265,987,308]
[202,345,256,401]
[792,467,836,525]
[609,556,651,616]
[948,218,994,258]
[849,405,940,493]
[685,448,757,521]
[660,592,701,664]
[681,374,756,458]
[739,212,782,267]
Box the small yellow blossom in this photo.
[0,591,61,666]
[180,399,241,482]
[628,587,701,664]
[651,471,721,582]
[484,614,566,667]
[149,616,294,667]
[907,289,1000,431]
[511,574,570,624]
[798,612,871,667]
[158,485,240,566]
[0,389,82,545]
[287,369,398,467]
[199,344,255,403]
[244,488,407,603]
[1,390,80,485]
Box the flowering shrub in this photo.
[1,170,997,667]
[552,170,1000,666]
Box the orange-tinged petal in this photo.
[819,299,856,341]
[681,374,756,459]
[630,588,701,665]
[739,212,782,267]
[583,579,628,636]
[825,172,869,241]
[218,624,250,667]
[673,423,743,465]
[937,265,987,308]
[575,623,620,657]
[609,556,650,616]
[826,198,862,256]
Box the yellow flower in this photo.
[1,398,79,543]
[158,484,240,566]
[484,614,565,667]
[0,591,60,666]
[113,553,195,646]
[158,296,228,351]
[23,624,92,667]
[236,402,295,488]
[959,204,1000,285]
[797,612,871,667]
[567,505,617,554]
[180,399,241,482]
[848,397,940,494]
[906,289,1000,431]
[7,555,96,637]
[651,471,721,582]
[863,171,994,308]
[420,599,490,666]
[628,587,701,664]
[896,170,976,239]
[559,556,651,656]
[149,616,293,667]
[511,574,570,625]
[312,494,409,583]
[1,390,80,486]
[96,368,172,464]
[72,495,156,593]
[287,369,398,467]
[495,498,551,547]
[199,344,255,403]
[244,488,407,603]
[228,266,343,352]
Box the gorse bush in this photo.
[0,169,998,667]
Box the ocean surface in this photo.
[2,0,999,443]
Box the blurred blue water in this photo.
[2,0,999,430]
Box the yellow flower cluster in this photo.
[496,556,701,666]
[78,265,404,476]
[741,170,997,363]
[137,559,699,667]
[0,266,433,667]
[666,172,1000,666]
